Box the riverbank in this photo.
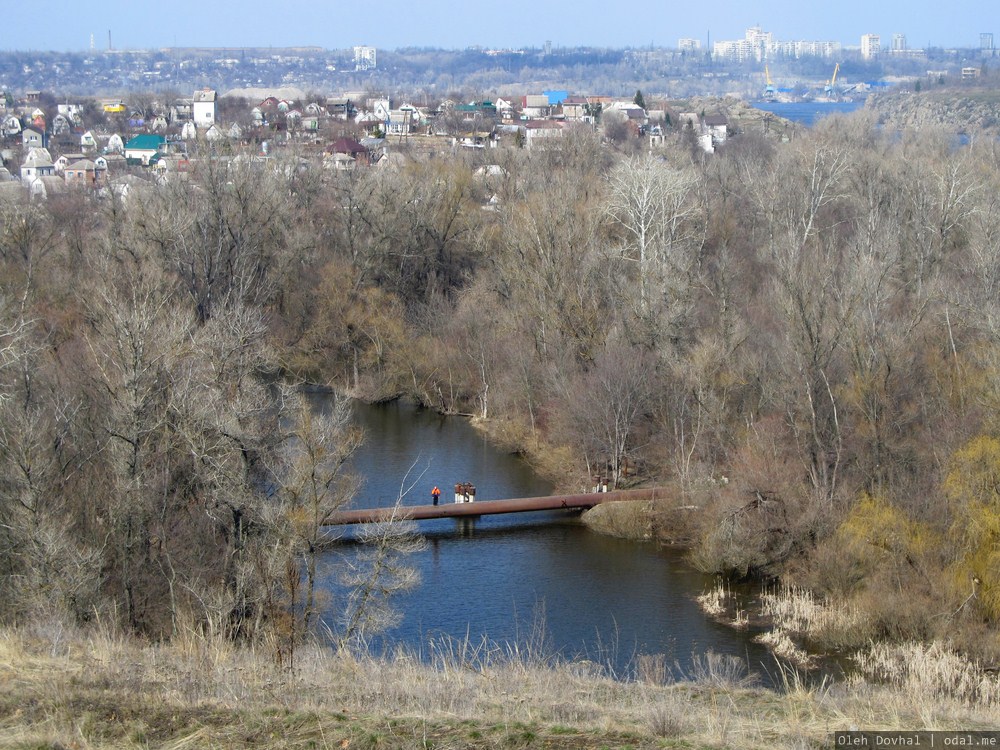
[866,88,1000,134]
[3,621,998,750]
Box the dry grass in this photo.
[2,619,1000,750]
[756,584,874,659]
[580,500,653,540]
[759,585,868,637]
[855,641,1000,708]
[696,578,752,629]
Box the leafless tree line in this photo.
[5,114,1000,651]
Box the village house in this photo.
[29,175,67,200]
[124,134,166,165]
[384,104,420,136]
[325,97,354,120]
[193,88,217,127]
[63,159,98,188]
[300,114,321,133]
[523,120,564,148]
[20,148,55,182]
[150,153,190,182]
[22,125,45,150]
[703,114,730,149]
[560,96,589,121]
[494,97,516,122]
[57,103,83,119]
[521,95,551,119]
[2,115,22,137]
[106,133,125,153]
[80,130,98,152]
[324,137,370,169]
[54,152,87,172]
[51,114,72,136]
[171,99,193,123]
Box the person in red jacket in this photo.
[431,486,441,506]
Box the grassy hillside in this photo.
[2,622,999,750]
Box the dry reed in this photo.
[2,618,1000,749]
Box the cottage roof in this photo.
[125,134,166,151]
[23,148,53,168]
[329,137,367,155]
[34,176,67,195]
[193,89,217,103]
[66,159,96,171]
[524,120,563,130]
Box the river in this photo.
[752,100,866,125]
[315,399,778,683]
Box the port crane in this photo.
[763,65,776,100]
[824,62,840,94]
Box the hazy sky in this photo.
[4,0,996,51]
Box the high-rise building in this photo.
[353,45,376,71]
[891,33,906,52]
[712,26,839,62]
[982,33,995,56]
[861,34,881,60]
[678,38,701,52]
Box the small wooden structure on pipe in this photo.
[326,487,663,525]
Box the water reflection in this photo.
[316,399,779,683]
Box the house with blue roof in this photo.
[124,134,166,165]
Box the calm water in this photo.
[317,399,777,682]
[752,100,865,125]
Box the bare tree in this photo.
[560,338,656,488]
[267,387,362,637]
[337,472,426,651]
[606,155,705,347]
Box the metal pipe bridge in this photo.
[326,487,664,525]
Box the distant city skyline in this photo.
[2,0,996,52]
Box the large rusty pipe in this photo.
[326,487,665,525]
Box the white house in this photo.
[29,175,67,201]
[57,103,83,118]
[51,114,72,135]
[20,148,55,182]
[2,115,21,137]
[523,120,564,148]
[54,152,87,172]
[192,88,217,127]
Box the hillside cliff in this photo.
[866,88,1000,134]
